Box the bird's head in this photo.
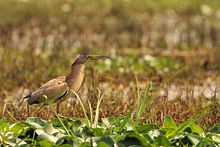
[73,53,109,65]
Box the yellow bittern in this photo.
[21,54,108,111]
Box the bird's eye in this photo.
[58,82,61,84]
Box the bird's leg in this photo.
[71,96,75,117]
[29,104,45,116]
[18,98,24,109]
[27,104,30,117]
[56,99,66,118]
[56,100,61,115]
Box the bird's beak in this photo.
[87,55,109,60]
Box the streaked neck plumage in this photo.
[65,63,86,92]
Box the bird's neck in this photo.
[65,64,86,91]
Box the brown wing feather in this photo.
[27,76,69,105]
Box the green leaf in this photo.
[114,134,127,143]
[187,135,200,145]
[93,128,104,136]
[167,104,213,139]
[56,136,75,146]
[0,119,9,131]
[190,123,204,134]
[26,117,49,128]
[97,141,109,147]
[82,126,93,137]
[10,122,34,136]
[5,137,28,147]
[195,140,216,147]
[102,117,116,128]
[142,133,153,143]
[92,136,114,146]
[72,120,82,129]
[154,135,170,147]
[163,116,177,129]
[79,142,91,147]
[37,133,58,143]
[59,144,74,147]
[210,123,220,133]
[116,108,133,132]
[162,116,178,136]
[51,119,63,127]
[116,132,151,146]
[135,124,159,133]
[44,124,60,135]
[37,140,55,147]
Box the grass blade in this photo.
[71,90,90,127]
[94,87,106,128]
[43,95,71,136]
[137,82,151,121]
[117,107,133,132]
[167,104,215,139]
[88,100,93,127]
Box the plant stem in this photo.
[43,95,71,136]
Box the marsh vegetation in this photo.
[0,0,220,146]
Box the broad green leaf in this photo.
[59,144,73,147]
[163,116,177,129]
[135,124,159,133]
[188,135,200,145]
[161,116,177,136]
[115,108,133,132]
[82,126,93,137]
[161,128,175,136]
[190,123,204,134]
[211,134,220,143]
[51,119,63,127]
[92,136,114,146]
[5,137,28,147]
[195,140,216,147]
[56,136,75,146]
[0,119,9,131]
[154,135,170,147]
[97,141,109,147]
[142,133,153,144]
[37,140,54,147]
[26,117,49,128]
[71,120,82,129]
[55,132,66,139]
[79,142,91,147]
[93,128,104,136]
[9,122,34,136]
[102,117,115,127]
[210,123,220,133]
[44,124,60,135]
[114,134,127,143]
[170,134,193,146]
[167,104,213,139]
[37,133,58,143]
[187,133,220,145]
[116,132,151,146]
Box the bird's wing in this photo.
[38,76,66,89]
[27,76,69,104]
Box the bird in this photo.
[21,54,108,110]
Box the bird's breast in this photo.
[66,64,85,92]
